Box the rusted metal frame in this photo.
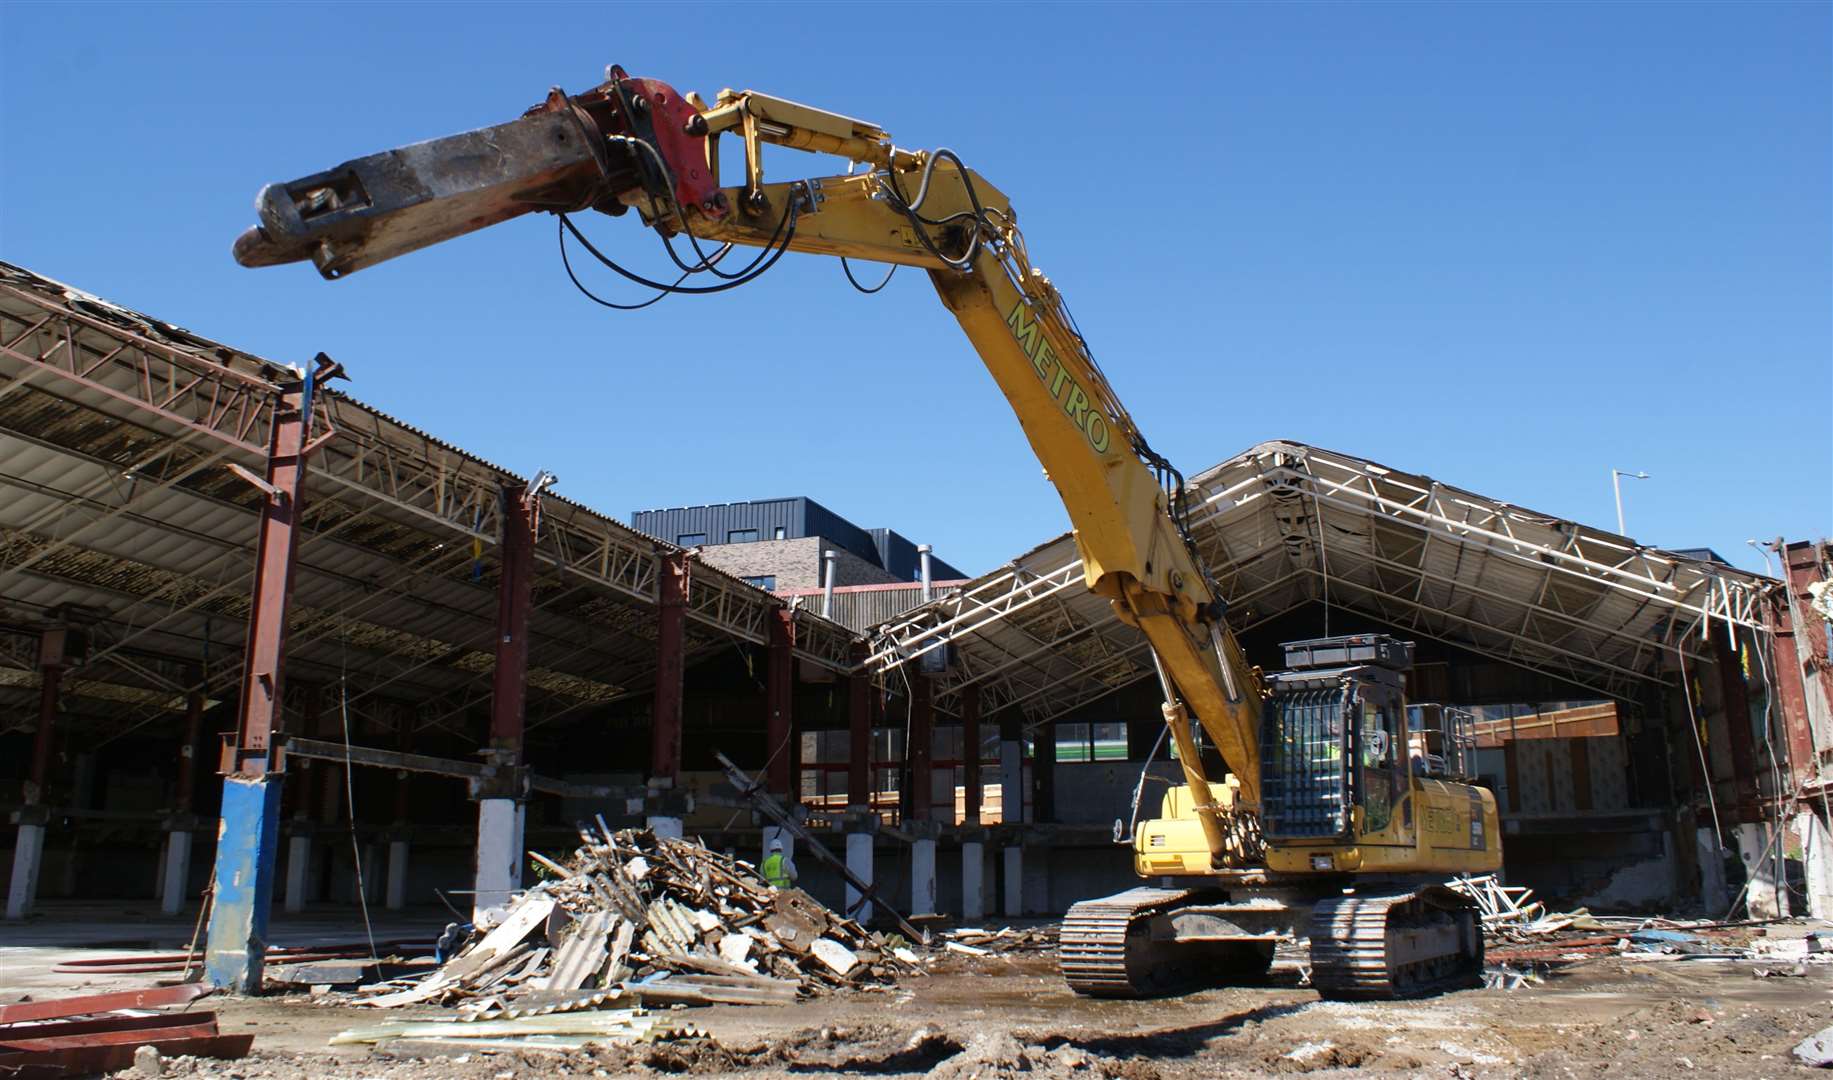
[0,285,281,400]
[0,320,275,458]
[0,983,210,1024]
[487,484,536,759]
[223,376,316,775]
[1709,626,1763,821]
[651,550,688,782]
[0,1010,221,1051]
[908,672,933,821]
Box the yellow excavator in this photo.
[233,65,1502,999]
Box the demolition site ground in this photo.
[76,946,1831,1079]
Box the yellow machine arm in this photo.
[233,69,1263,862]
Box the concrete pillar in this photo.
[284,833,312,913]
[1696,827,1729,913]
[1002,843,1023,916]
[160,830,194,916]
[473,798,525,917]
[1800,808,1833,921]
[1736,822,1783,919]
[6,821,46,920]
[845,826,875,923]
[961,836,985,922]
[910,828,938,917]
[385,839,409,910]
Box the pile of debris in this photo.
[354,822,918,1017]
[940,926,1058,957]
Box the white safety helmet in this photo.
[769,839,785,852]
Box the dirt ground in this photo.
[96,949,1831,1079]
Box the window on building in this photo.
[727,528,759,543]
[742,575,777,590]
[677,532,706,547]
[773,526,787,540]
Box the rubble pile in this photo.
[940,926,1058,956]
[354,822,918,1017]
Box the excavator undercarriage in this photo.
[1060,882,1484,1000]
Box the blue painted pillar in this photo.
[204,775,284,992]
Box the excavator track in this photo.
[1060,887,1276,998]
[1306,885,1483,1000]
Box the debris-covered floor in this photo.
[3,831,1828,1078]
[52,944,1831,1079]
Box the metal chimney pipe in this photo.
[917,544,934,602]
[822,550,837,617]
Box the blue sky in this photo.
[1,2,1826,577]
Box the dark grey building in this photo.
[630,497,965,582]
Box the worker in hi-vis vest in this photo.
[762,837,797,889]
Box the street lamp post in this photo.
[1611,468,1649,536]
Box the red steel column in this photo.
[765,609,794,796]
[207,357,339,992]
[26,658,62,805]
[650,552,689,782]
[490,485,537,754]
[908,674,934,823]
[847,644,871,810]
[962,684,983,825]
[227,375,320,777]
[1781,542,1833,782]
[1768,590,1816,789]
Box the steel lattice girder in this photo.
[868,441,1775,727]
[0,262,858,743]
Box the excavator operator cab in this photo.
[1258,635,1415,844]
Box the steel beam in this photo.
[847,643,871,810]
[651,551,688,782]
[205,359,336,993]
[489,484,536,752]
[765,608,794,796]
[962,683,982,825]
[909,674,934,823]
